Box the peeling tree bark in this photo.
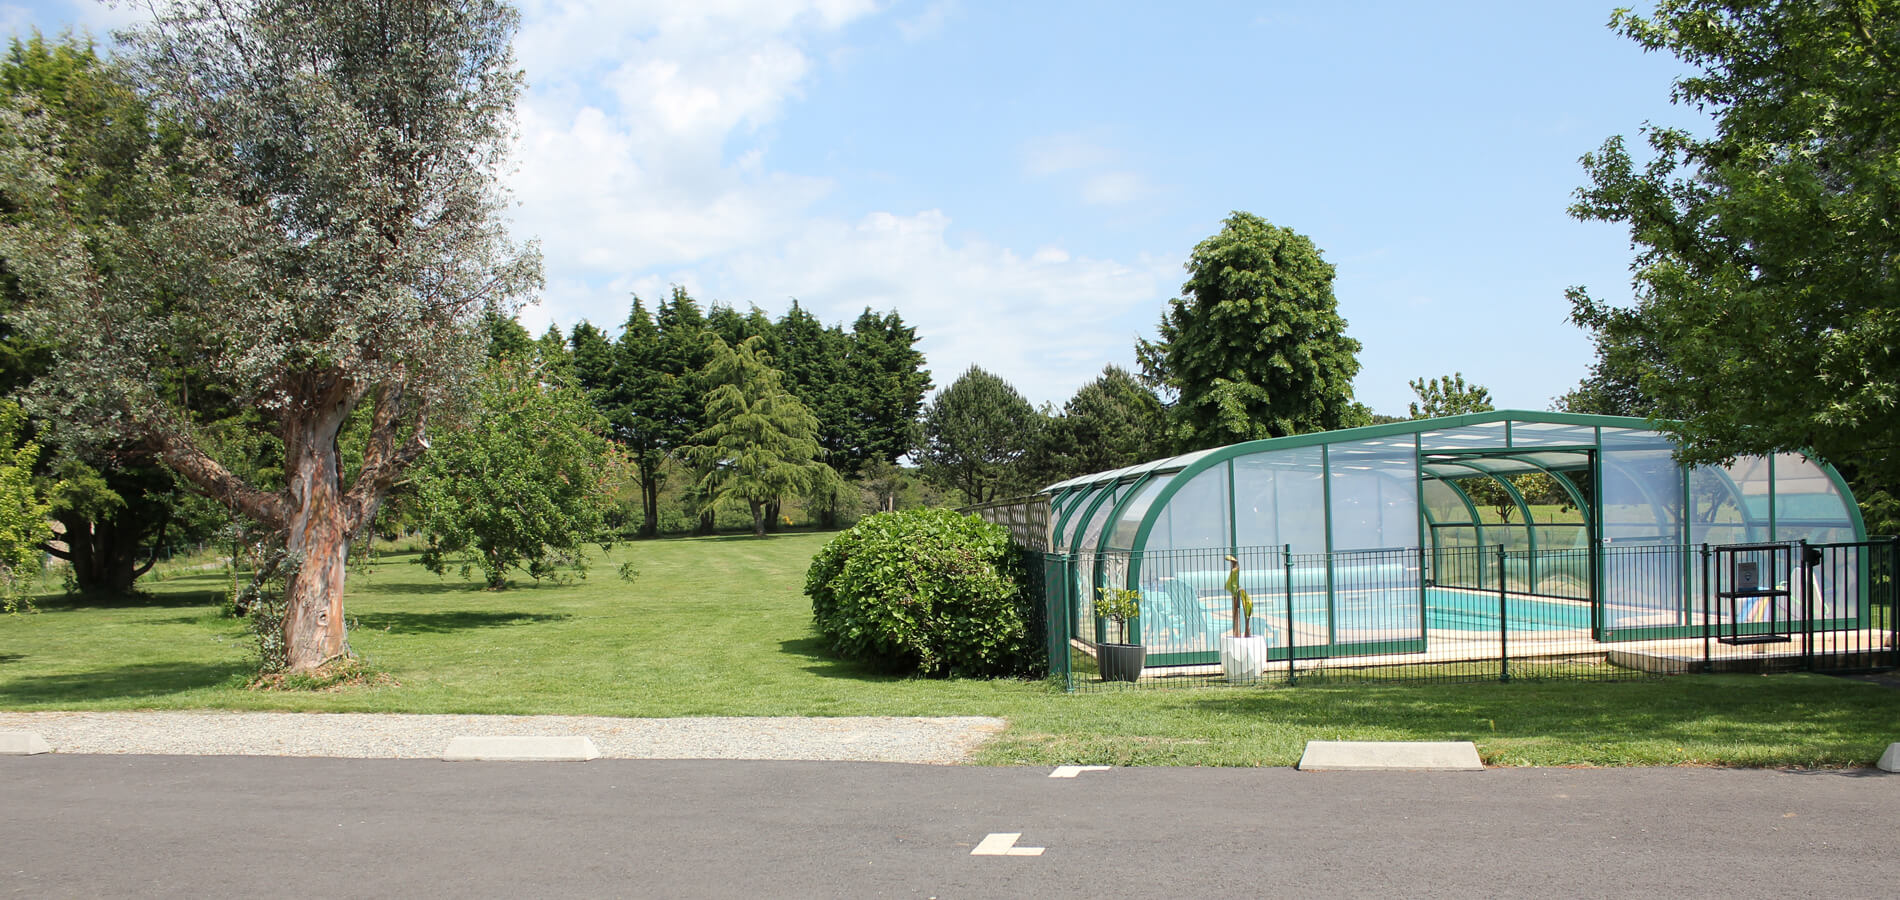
[278,380,358,671]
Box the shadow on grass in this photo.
[350,579,495,596]
[0,660,250,705]
[777,636,904,682]
[30,588,224,611]
[351,610,572,634]
[0,653,22,665]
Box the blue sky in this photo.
[3,1,1700,417]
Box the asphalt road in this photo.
[4,756,1896,899]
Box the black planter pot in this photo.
[1097,642,1147,683]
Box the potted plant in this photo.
[1220,555,1267,683]
[1095,586,1145,683]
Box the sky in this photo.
[2,1,1702,417]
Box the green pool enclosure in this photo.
[1034,410,1883,670]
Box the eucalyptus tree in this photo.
[0,1,540,670]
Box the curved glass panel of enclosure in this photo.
[1416,422,1510,450]
[1774,453,1856,544]
[1598,428,1687,634]
[1504,421,1598,447]
[1072,481,1131,556]
[1103,474,1173,552]
[1128,464,1235,662]
[1233,447,1325,552]
[1327,438,1419,552]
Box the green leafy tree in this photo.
[689,335,840,537]
[0,1,540,671]
[1568,1,1900,479]
[1408,372,1494,419]
[0,33,227,597]
[920,365,1043,504]
[1139,211,1363,451]
[416,358,621,589]
[0,400,51,611]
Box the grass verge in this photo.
[3,531,1895,767]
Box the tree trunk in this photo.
[280,399,354,673]
[696,509,715,535]
[748,499,766,537]
[50,510,157,596]
[764,498,781,533]
[640,470,659,538]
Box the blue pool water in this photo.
[1284,588,1590,634]
[1424,588,1592,632]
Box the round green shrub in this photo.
[805,508,1034,677]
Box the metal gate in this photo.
[1705,539,1898,673]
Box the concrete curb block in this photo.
[1879,742,1899,773]
[0,731,52,755]
[442,735,599,762]
[1298,740,1484,771]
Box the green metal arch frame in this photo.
[1068,480,1133,557]
[1053,483,1113,552]
[1432,460,1538,559]
[1430,467,1490,549]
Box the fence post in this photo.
[1497,544,1510,684]
[1699,543,1712,674]
[1059,554,1075,692]
[1283,543,1296,685]
[1799,539,1814,672]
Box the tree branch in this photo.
[343,382,430,532]
[150,430,287,531]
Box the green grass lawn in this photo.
[4,531,1897,767]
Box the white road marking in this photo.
[971,833,1044,856]
[1049,765,1111,778]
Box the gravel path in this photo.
[0,711,1007,764]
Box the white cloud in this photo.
[708,210,1171,403]
[896,0,956,42]
[1021,133,1115,177]
[503,2,1172,405]
[1081,171,1152,206]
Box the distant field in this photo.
[4,530,1897,768]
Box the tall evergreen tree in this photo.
[689,335,838,538]
[654,287,714,533]
[920,366,1041,504]
[847,308,930,470]
[567,320,614,401]
[603,297,668,537]
[1036,365,1168,482]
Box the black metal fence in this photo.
[1041,540,1898,691]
